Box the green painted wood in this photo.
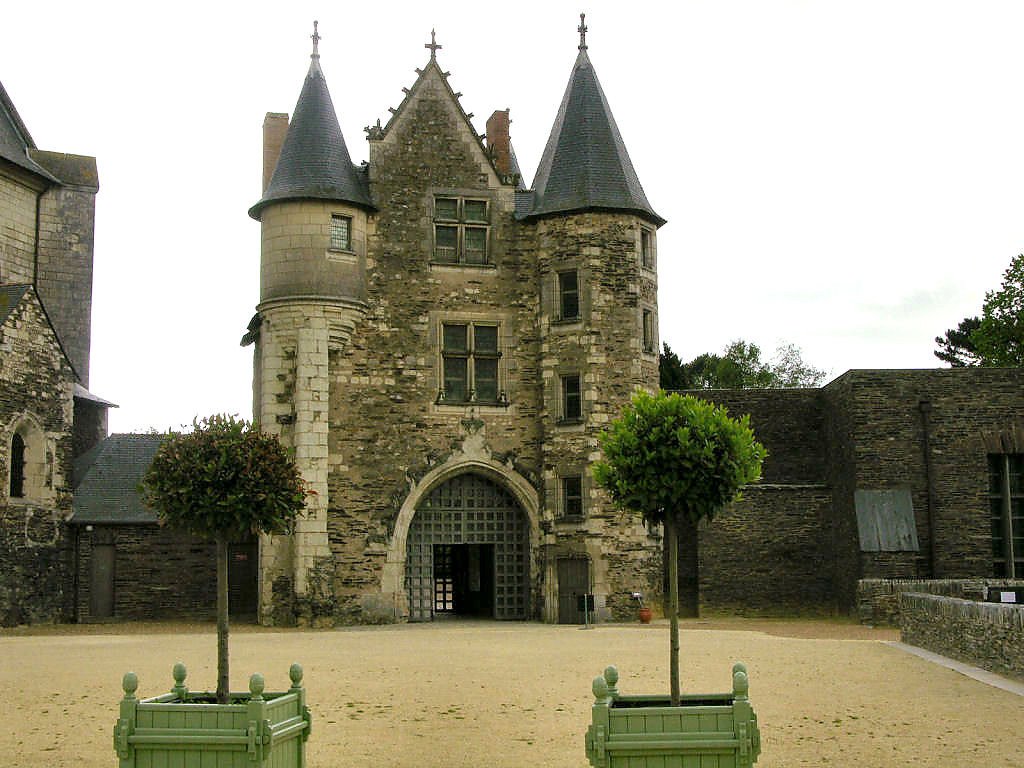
[114,664,311,768]
[586,665,760,768]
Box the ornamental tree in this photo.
[141,415,308,703]
[593,391,765,705]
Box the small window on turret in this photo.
[433,197,491,265]
[558,271,580,321]
[640,228,654,269]
[642,310,655,354]
[330,214,352,251]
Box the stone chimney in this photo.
[262,112,289,193]
[486,109,511,177]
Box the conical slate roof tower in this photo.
[527,16,663,226]
[249,24,372,219]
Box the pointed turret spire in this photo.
[249,23,373,219]
[527,17,664,226]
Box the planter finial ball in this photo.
[603,665,619,697]
[172,662,187,685]
[592,674,609,702]
[249,673,265,701]
[122,672,138,700]
[732,663,749,701]
[289,663,304,689]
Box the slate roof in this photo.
[0,79,59,183]
[248,52,373,219]
[525,47,664,227]
[71,434,166,524]
[0,284,30,326]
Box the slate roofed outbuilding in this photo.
[248,41,373,219]
[525,42,664,227]
[71,434,166,524]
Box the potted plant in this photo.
[589,391,766,766]
[112,415,312,767]
[632,592,652,624]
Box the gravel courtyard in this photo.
[1,618,1020,767]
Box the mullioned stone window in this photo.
[439,322,503,404]
[433,196,490,265]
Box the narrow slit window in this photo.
[558,270,580,321]
[562,475,583,519]
[562,374,582,421]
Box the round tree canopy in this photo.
[141,414,308,540]
[593,391,766,526]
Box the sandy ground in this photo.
[0,618,1020,767]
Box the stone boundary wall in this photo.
[899,592,1024,680]
[857,578,1024,626]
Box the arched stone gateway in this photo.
[405,472,529,621]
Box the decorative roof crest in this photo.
[578,12,588,51]
[426,29,442,61]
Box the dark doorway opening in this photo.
[228,542,258,618]
[557,557,590,624]
[433,544,494,617]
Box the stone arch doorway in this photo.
[405,472,529,622]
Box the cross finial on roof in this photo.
[578,12,588,51]
[426,29,442,60]
[311,20,321,57]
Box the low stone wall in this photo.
[899,592,1024,680]
[857,578,1024,626]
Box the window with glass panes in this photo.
[433,197,489,264]
[561,374,582,421]
[558,270,580,320]
[988,453,1024,577]
[640,228,653,269]
[642,309,655,353]
[441,323,500,403]
[330,214,352,251]
[562,475,583,519]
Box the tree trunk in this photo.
[666,513,680,706]
[216,534,230,705]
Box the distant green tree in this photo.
[593,392,766,705]
[659,340,825,389]
[933,316,981,367]
[974,254,1024,366]
[141,415,308,703]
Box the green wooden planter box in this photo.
[113,663,311,768]
[585,663,760,768]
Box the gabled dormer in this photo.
[365,31,518,193]
[524,15,664,227]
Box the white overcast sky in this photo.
[3,1,1023,433]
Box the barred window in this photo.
[433,197,490,265]
[330,214,352,251]
[440,323,501,403]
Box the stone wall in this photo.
[858,578,1024,626]
[0,170,39,285]
[699,485,835,614]
[899,591,1024,680]
[0,288,76,625]
[32,154,98,386]
[74,525,222,621]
